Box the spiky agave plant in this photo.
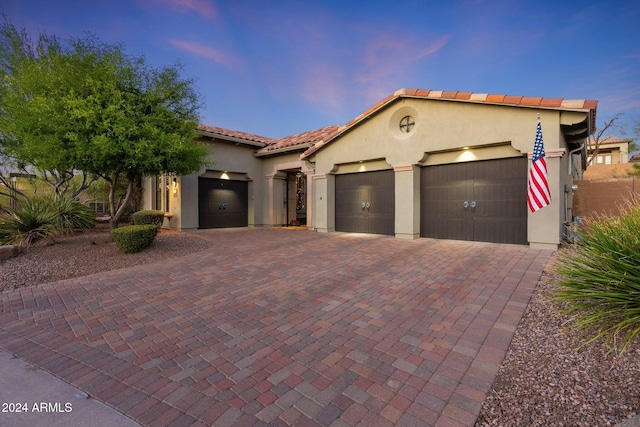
[0,199,58,247]
[555,200,640,354]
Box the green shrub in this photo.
[132,210,165,227]
[555,201,640,354]
[0,199,58,247]
[111,224,158,253]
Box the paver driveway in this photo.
[0,228,552,426]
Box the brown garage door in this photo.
[421,157,528,244]
[335,170,395,235]
[198,178,248,228]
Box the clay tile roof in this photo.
[300,88,598,160]
[539,98,563,107]
[260,125,340,152]
[469,93,488,102]
[590,136,633,145]
[503,95,523,104]
[197,124,272,145]
[520,97,543,106]
[486,94,506,103]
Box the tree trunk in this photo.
[107,175,133,229]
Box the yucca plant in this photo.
[0,195,95,248]
[44,195,95,235]
[0,199,58,247]
[555,201,640,354]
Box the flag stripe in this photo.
[527,121,551,212]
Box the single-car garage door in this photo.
[198,178,248,228]
[335,170,395,235]
[421,157,527,244]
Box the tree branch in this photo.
[587,115,621,166]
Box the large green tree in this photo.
[0,17,210,227]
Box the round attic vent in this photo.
[399,115,415,133]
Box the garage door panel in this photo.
[420,164,473,238]
[198,178,248,229]
[425,218,473,240]
[421,157,527,244]
[335,170,394,235]
[474,217,526,244]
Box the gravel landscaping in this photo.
[0,228,638,426]
[476,253,639,426]
[0,224,214,292]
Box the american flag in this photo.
[527,120,551,212]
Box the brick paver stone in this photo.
[0,228,552,426]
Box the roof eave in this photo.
[255,143,313,157]
[198,129,267,148]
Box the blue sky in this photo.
[3,0,639,138]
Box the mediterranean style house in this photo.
[142,88,597,250]
[587,136,633,165]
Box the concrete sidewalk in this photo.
[0,228,553,426]
[0,350,140,427]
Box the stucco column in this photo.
[177,173,199,230]
[266,172,286,226]
[527,151,564,250]
[311,173,335,233]
[302,164,315,229]
[393,165,420,239]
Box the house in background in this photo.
[588,136,633,165]
[142,88,597,250]
[573,136,638,218]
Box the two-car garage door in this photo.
[420,157,528,244]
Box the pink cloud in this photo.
[419,36,449,58]
[354,34,449,99]
[169,39,241,69]
[294,33,449,118]
[600,88,640,113]
[137,0,218,20]
[169,0,217,19]
[300,64,348,112]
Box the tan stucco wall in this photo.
[143,140,263,230]
[308,98,588,248]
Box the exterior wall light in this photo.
[172,177,177,194]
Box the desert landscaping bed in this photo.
[0,229,638,426]
[0,225,214,292]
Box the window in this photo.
[155,175,170,212]
[596,154,612,165]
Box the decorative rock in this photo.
[0,245,18,261]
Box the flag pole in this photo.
[527,113,551,212]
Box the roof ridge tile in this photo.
[486,94,506,103]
